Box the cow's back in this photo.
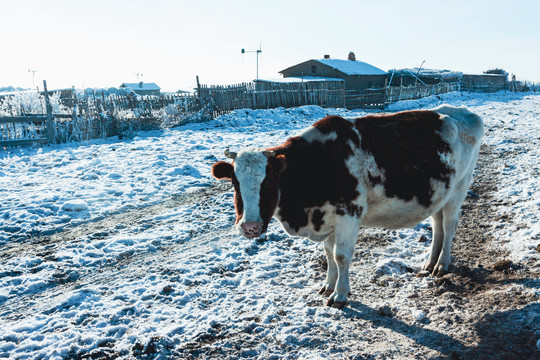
[353,106,483,229]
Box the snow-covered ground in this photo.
[0,91,538,359]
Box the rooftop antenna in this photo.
[135,72,143,82]
[241,43,262,79]
[28,68,38,88]
[416,60,426,77]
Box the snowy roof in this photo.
[392,68,463,79]
[314,59,387,76]
[255,77,344,83]
[120,82,161,90]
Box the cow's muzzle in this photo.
[240,221,263,238]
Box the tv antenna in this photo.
[28,68,38,88]
[135,72,143,82]
[241,43,262,79]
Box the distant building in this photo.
[119,82,161,96]
[279,53,387,91]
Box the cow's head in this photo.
[211,148,286,238]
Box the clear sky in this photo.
[1,0,539,92]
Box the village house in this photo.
[279,53,387,91]
[119,82,161,96]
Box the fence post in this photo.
[43,80,55,144]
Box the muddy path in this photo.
[391,143,540,359]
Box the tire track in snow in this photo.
[0,181,231,260]
[0,181,235,321]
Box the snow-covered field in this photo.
[1,91,539,359]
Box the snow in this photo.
[315,59,387,76]
[392,68,463,79]
[0,91,539,358]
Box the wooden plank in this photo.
[0,116,47,124]
[25,113,72,118]
[0,138,49,147]
[43,80,54,144]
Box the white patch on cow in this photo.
[233,149,268,224]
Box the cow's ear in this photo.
[211,161,234,180]
[270,155,287,175]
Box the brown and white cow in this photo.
[211,105,484,309]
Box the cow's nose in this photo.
[240,222,262,237]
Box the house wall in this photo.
[133,89,161,96]
[280,60,385,91]
[345,75,387,90]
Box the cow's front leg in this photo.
[319,234,337,297]
[326,216,359,309]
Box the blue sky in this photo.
[1,0,539,91]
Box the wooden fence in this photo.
[345,89,387,109]
[198,81,460,114]
[0,78,471,147]
[386,82,460,103]
[0,115,51,146]
[0,81,55,147]
[198,81,346,117]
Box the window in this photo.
[311,65,317,74]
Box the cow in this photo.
[211,105,484,309]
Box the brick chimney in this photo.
[348,52,356,61]
[324,54,331,59]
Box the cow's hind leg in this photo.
[431,178,471,277]
[422,210,444,273]
[319,234,337,297]
[326,216,359,309]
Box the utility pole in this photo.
[28,68,38,88]
[241,47,262,79]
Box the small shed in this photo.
[119,82,161,96]
[461,74,506,92]
[279,53,387,91]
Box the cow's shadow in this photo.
[342,301,540,359]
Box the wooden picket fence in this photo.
[198,81,346,117]
[198,81,461,115]
[386,82,460,103]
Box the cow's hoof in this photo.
[326,292,348,309]
[431,263,449,277]
[421,262,435,273]
[416,270,430,278]
[318,284,334,297]
[432,268,449,277]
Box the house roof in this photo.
[120,82,161,90]
[315,59,387,75]
[392,68,463,79]
[280,59,387,76]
